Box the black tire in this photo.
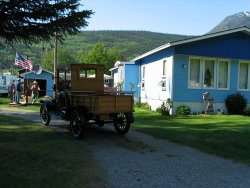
[40,104,51,126]
[97,120,104,127]
[113,112,131,135]
[57,91,70,120]
[70,110,85,139]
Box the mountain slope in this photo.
[64,30,192,59]
[0,31,192,69]
[210,12,250,33]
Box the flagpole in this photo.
[25,67,28,104]
[54,31,58,97]
[25,55,29,105]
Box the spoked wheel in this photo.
[40,104,51,126]
[113,112,131,135]
[70,110,85,139]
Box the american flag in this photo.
[15,53,33,71]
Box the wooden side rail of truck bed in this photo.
[70,91,134,115]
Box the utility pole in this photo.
[54,32,58,97]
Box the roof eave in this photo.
[131,26,250,62]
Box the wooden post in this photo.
[54,32,58,97]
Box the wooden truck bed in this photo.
[70,92,134,115]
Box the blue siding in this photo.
[172,55,189,101]
[129,30,250,111]
[173,55,250,104]
[175,32,250,59]
[23,71,54,96]
[124,64,139,98]
[136,47,174,65]
[230,59,239,91]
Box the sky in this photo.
[81,0,250,36]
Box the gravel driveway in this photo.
[1,109,250,188]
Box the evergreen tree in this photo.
[0,0,93,45]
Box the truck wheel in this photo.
[57,91,71,120]
[40,104,51,126]
[113,112,131,135]
[70,110,85,139]
[97,120,104,127]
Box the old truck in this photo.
[40,64,134,139]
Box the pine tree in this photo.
[0,0,93,45]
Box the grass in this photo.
[0,114,109,188]
[2,98,250,185]
[133,108,250,165]
[0,97,41,112]
[0,97,11,104]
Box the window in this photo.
[188,57,230,90]
[218,60,229,89]
[119,69,123,80]
[204,59,215,88]
[162,60,166,76]
[239,62,249,90]
[79,68,96,78]
[161,80,166,91]
[137,81,145,90]
[189,58,201,88]
[142,66,145,79]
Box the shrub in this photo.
[156,107,161,114]
[243,106,250,116]
[140,103,151,111]
[156,103,170,115]
[135,102,142,108]
[157,99,173,115]
[225,93,247,115]
[175,105,191,115]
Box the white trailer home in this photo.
[0,73,17,96]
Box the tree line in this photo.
[41,42,125,74]
[0,30,191,74]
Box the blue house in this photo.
[20,69,54,97]
[111,27,250,114]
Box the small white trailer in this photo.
[0,73,17,96]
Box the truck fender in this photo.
[40,99,56,111]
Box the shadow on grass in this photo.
[0,114,109,188]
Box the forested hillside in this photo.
[0,30,191,70]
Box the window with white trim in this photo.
[217,60,229,89]
[188,57,230,90]
[238,62,249,90]
[189,58,201,88]
[204,59,215,88]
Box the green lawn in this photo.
[1,100,250,187]
[133,108,250,165]
[0,114,109,188]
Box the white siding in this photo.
[140,56,173,111]
[113,72,118,86]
